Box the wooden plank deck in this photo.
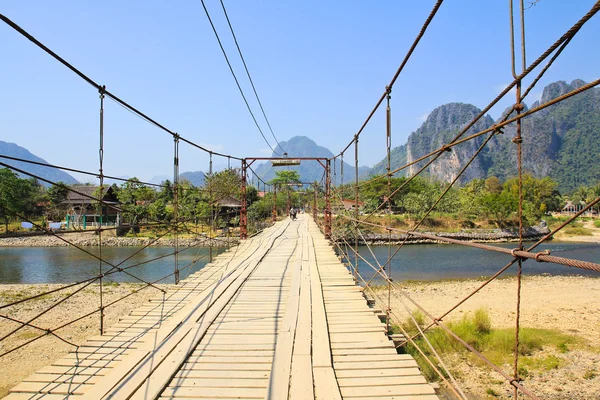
[6,215,438,400]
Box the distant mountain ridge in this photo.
[253,136,369,184]
[0,141,79,186]
[3,79,595,193]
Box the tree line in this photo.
[1,166,598,234]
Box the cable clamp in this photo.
[173,133,180,141]
[492,124,504,135]
[534,249,551,262]
[510,248,521,258]
[98,85,106,97]
[440,145,452,153]
[514,103,525,112]
[511,137,523,144]
[385,85,392,96]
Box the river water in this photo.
[0,242,598,284]
[0,246,226,284]
[351,241,600,282]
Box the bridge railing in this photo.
[322,2,600,399]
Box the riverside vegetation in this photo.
[1,165,599,243]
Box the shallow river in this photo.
[0,241,598,284]
[352,241,600,282]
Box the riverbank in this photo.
[0,283,169,398]
[552,219,600,243]
[335,223,552,245]
[373,275,600,399]
[0,232,238,247]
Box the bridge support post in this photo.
[272,186,277,222]
[173,134,180,284]
[325,159,332,238]
[312,184,317,221]
[240,159,248,239]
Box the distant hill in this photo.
[0,141,79,186]
[180,171,205,187]
[368,79,600,192]
[150,172,205,187]
[253,136,369,184]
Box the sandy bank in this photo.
[0,283,169,398]
[0,232,237,247]
[373,275,600,399]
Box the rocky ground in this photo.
[0,283,169,398]
[0,232,237,247]
[335,223,552,246]
[374,276,600,399]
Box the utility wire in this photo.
[0,13,241,161]
[199,0,281,156]
[219,0,286,155]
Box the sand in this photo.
[0,283,168,398]
[374,275,600,399]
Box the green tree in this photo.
[46,182,69,220]
[118,178,156,228]
[0,168,41,232]
[269,170,301,189]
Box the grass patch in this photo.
[583,369,597,380]
[395,308,583,382]
[562,226,593,236]
[594,220,600,228]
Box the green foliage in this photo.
[117,178,156,226]
[269,170,301,188]
[0,168,43,232]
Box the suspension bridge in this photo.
[1,1,600,399]
[5,215,438,400]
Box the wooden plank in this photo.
[340,384,436,397]
[266,241,302,400]
[337,375,427,387]
[174,370,270,379]
[23,373,101,385]
[313,367,342,400]
[10,381,90,396]
[160,387,266,398]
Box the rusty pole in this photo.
[98,85,105,335]
[354,138,359,282]
[209,152,213,262]
[173,134,180,284]
[313,184,317,221]
[385,86,392,334]
[325,159,332,238]
[272,186,277,222]
[240,159,248,239]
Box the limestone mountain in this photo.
[368,79,600,192]
[0,140,79,186]
[369,103,495,184]
[487,79,600,192]
[179,171,205,187]
[253,136,369,185]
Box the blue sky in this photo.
[1,1,598,183]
